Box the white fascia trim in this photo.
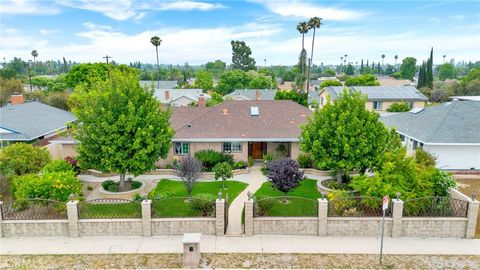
[173,138,299,142]
[395,131,480,146]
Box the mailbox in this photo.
[182,233,201,268]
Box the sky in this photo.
[0,0,479,66]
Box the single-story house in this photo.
[139,80,178,89]
[0,95,76,146]
[154,89,210,107]
[318,86,427,112]
[224,89,278,101]
[381,100,480,170]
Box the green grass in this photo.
[253,179,322,217]
[149,179,248,218]
[79,202,142,219]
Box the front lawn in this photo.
[253,179,322,217]
[79,202,141,219]
[149,179,247,217]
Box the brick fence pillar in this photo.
[244,199,254,236]
[215,198,225,236]
[0,201,3,238]
[66,200,79,238]
[317,198,328,237]
[391,199,404,238]
[141,200,152,236]
[466,198,479,239]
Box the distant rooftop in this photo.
[225,89,278,100]
[154,88,208,104]
[139,80,178,89]
[450,96,480,101]
[323,86,427,101]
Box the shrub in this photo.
[276,143,288,158]
[254,195,274,216]
[267,158,304,194]
[261,152,276,174]
[12,171,82,201]
[213,162,233,189]
[102,180,115,191]
[131,181,142,189]
[297,153,313,168]
[190,193,216,216]
[415,148,436,167]
[175,156,203,196]
[0,143,51,176]
[194,150,223,171]
[233,161,248,170]
[87,185,94,191]
[429,168,457,197]
[133,193,143,202]
[64,156,81,175]
[43,160,74,173]
[248,156,254,167]
[221,153,234,166]
[387,102,410,112]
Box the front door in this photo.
[252,142,262,159]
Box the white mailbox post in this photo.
[182,233,201,268]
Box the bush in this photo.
[87,185,93,191]
[429,169,457,196]
[297,153,313,168]
[133,193,143,202]
[0,143,51,176]
[176,156,203,195]
[194,150,223,171]
[189,193,216,216]
[233,161,248,170]
[65,156,81,175]
[415,148,436,167]
[12,171,82,201]
[131,181,142,189]
[43,160,74,173]
[267,158,304,194]
[102,180,115,191]
[254,195,274,216]
[248,156,254,167]
[387,102,410,112]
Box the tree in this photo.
[0,143,51,176]
[306,17,323,92]
[205,60,226,78]
[381,54,385,65]
[394,55,398,66]
[231,40,256,71]
[206,91,223,107]
[213,162,233,189]
[437,63,456,81]
[194,70,214,92]
[319,79,342,88]
[216,69,247,95]
[71,70,174,188]
[0,77,23,105]
[323,69,336,76]
[175,156,203,196]
[65,63,138,88]
[296,21,309,76]
[465,79,480,95]
[345,64,355,75]
[267,158,304,194]
[150,36,162,89]
[426,48,434,88]
[384,64,395,76]
[274,90,308,107]
[386,102,410,112]
[399,57,417,80]
[300,89,391,183]
[31,50,38,63]
[345,74,380,86]
[296,49,307,90]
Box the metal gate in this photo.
[224,193,229,234]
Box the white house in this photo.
[381,100,480,170]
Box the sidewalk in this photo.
[1,236,479,255]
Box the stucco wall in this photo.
[44,143,77,160]
[151,218,216,235]
[290,143,301,160]
[424,145,480,170]
[2,220,69,237]
[253,217,318,235]
[366,101,425,112]
[402,218,467,238]
[171,96,195,107]
[78,219,143,236]
[327,217,392,237]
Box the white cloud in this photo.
[251,0,367,21]
[0,0,60,15]
[39,29,58,35]
[157,1,224,11]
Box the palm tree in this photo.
[306,17,323,92]
[150,36,162,89]
[381,54,385,65]
[31,50,38,63]
[394,55,398,66]
[443,54,446,63]
[296,22,309,77]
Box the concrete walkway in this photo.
[1,236,478,255]
[226,165,267,236]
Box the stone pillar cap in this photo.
[182,233,201,244]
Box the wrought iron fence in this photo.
[253,196,318,217]
[78,198,141,219]
[328,196,389,217]
[151,197,215,218]
[1,199,67,220]
[403,196,468,217]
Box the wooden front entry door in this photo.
[252,142,262,159]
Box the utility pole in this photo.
[264,58,266,68]
[103,55,112,79]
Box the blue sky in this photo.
[0,0,479,65]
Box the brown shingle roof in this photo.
[171,100,311,141]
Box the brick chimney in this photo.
[164,90,170,100]
[11,94,24,105]
[198,94,206,107]
[256,90,260,100]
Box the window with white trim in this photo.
[373,101,383,110]
[222,142,242,152]
[174,142,189,155]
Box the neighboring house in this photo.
[450,96,480,101]
[154,89,210,107]
[377,76,413,87]
[156,100,312,166]
[381,100,480,170]
[0,95,76,146]
[139,80,178,89]
[278,81,294,90]
[225,89,278,101]
[318,86,427,112]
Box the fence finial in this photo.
[396,192,401,200]
[472,192,477,201]
[247,191,252,200]
[217,191,222,200]
[68,194,75,201]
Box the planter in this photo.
[301,168,332,177]
[317,179,361,196]
[99,181,146,200]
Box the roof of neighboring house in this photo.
[139,80,178,89]
[278,81,294,90]
[323,86,427,101]
[377,77,413,87]
[225,89,278,101]
[154,89,209,104]
[380,100,480,144]
[450,96,480,101]
[308,90,321,105]
[0,101,76,141]
[172,100,311,141]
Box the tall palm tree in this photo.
[381,54,385,65]
[296,22,309,77]
[31,50,38,63]
[150,36,162,89]
[394,55,398,66]
[306,17,322,92]
[443,54,446,63]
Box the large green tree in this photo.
[399,57,417,80]
[216,69,247,95]
[71,71,174,188]
[0,143,51,176]
[65,63,138,88]
[231,40,256,71]
[194,70,214,92]
[300,89,391,183]
[437,63,456,81]
[344,74,380,86]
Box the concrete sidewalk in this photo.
[1,236,479,255]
